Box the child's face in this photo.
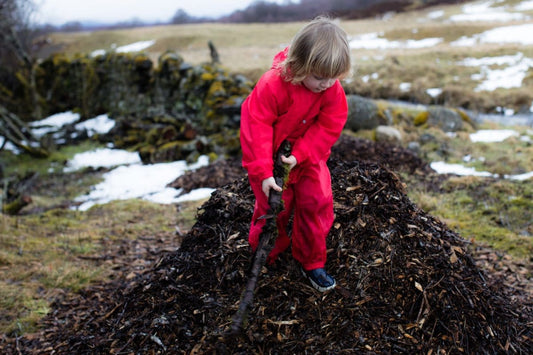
[302,74,336,93]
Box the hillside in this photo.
[37,0,533,114]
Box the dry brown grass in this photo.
[43,2,533,91]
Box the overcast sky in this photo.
[36,0,264,25]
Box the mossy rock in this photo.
[414,111,429,126]
[427,106,464,132]
[345,95,389,131]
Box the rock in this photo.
[345,94,388,131]
[427,106,464,132]
[419,132,437,145]
[375,125,402,143]
[407,141,421,154]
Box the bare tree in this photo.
[0,0,48,156]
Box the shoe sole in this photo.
[301,268,336,292]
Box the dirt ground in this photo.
[1,135,531,354]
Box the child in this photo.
[240,16,351,292]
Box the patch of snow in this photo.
[506,171,533,181]
[90,40,156,56]
[64,148,142,172]
[427,10,444,19]
[426,88,442,97]
[457,53,533,91]
[480,24,533,45]
[91,49,106,57]
[30,111,80,137]
[515,0,533,11]
[450,1,527,22]
[361,73,379,83]
[399,82,411,92]
[75,114,115,136]
[469,129,519,143]
[430,161,495,177]
[450,36,478,47]
[349,32,442,49]
[116,40,155,53]
[0,137,20,153]
[71,154,210,211]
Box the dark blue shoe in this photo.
[301,267,336,292]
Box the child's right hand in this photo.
[281,154,297,170]
[261,177,282,197]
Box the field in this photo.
[1,0,532,344]
[41,1,533,112]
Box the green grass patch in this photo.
[422,124,533,175]
[384,24,493,43]
[405,174,533,261]
[1,140,104,176]
[0,199,179,336]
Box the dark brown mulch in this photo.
[2,138,531,354]
[168,135,433,195]
[167,154,245,194]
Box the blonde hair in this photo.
[281,16,351,84]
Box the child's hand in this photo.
[262,177,282,197]
[281,154,297,170]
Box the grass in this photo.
[0,140,202,335]
[38,3,533,112]
[406,175,533,260]
[0,198,181,335]
[1,140,104,176]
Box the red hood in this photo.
[271,47,289,69]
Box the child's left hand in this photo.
[281,155,297,170]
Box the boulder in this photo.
[345,94,389,131]
[427,106,464,132]
[375,125,402,144]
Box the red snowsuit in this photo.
[240,48,348,271]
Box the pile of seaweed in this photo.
[168,134,434,195]
[3,137,531,354]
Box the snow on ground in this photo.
[91,40,156,57]
[452,23,533,47]
[30,111,80,137]
[3,109,214,209]
[75,114,116,137]
[431,128,531,180]
[427,10,444,19]
[431,161,533,181]
[515,0,533,11]
[72,155,213,211]
[457,53,533,92]
[116,40,155,53]
[449,0,528,22]
[39,113,215,210]
[28,112,116,138]
[430,161,496,177]
[64,148,141,172]
[352,1,533,94]
[349,32,443,50]
[469,129,520,143]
